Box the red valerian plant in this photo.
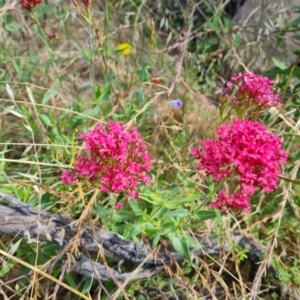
[220,72,281,119]
[21,0,42,11]
[62,122,152,202]
[211,192,251,212]
[81,0,90,7]
[191,120,288,212]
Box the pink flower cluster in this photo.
[61,122,152,200]
[210,192,251,212]
[221,73,281,116]
[191,120,287,212]
[21,0,42,11]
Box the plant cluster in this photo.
[62,122,152,208]
[191,118,287,212]
[0,0,299,299]
[62,73,287,215]
[20,0,42,11]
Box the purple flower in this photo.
[168,100,183,108]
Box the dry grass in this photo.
[0,0,300,299]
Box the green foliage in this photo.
[233,245,249,263]
[0,0,300,299]
[271,258,300,286]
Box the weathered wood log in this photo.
[0,191,264,282]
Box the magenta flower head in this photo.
[211,192,251,213]
[220,72,281,119]
[21,0,42,11]
[61,122,152,200]
[114,202,124,211]
[191,119,288,212]
[81,0,90,7]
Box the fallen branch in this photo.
[0,191,264,282]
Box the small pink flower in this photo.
[230,73,281,108]
[21,0,42,11]
[81,0,89,7]
[114,202,124,210]
[61,122,152,199]
[220,73,281,119]
[61,170,77,185]
[210,191,251,213]
[192,119,288,212]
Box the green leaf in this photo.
[128,200,143,215]
[152,232,161,247]
[0,262,14,277]
[81,277,94,295]
[40,114,52,127]
[42,88,60,104]
[164,195,202,209]
[182,233,199,249]
[12,59,21,74]
[163,209,189,218]
[140,62,149,82]
[95,86,101,99]
[113,211,140,223]
[145,222,156,230]
[5,22,21,32]
[139,192,164,205]
[9,240,22,254]
[94,204,110,217]
[216,209,223,222]
[195,210,217,221]
[125,222,146,239]
[99,84,111,102]
[74,44,91,60]
[169,233,192,264]
[65,273,77,290]
[160,227,175,235]
[150,206,168,220]
[136,87,144,105]
[40,4,55,14]
[82,106,100,117]
[272,58,288,70]
[73,106,100,121]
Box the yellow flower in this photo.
[116,43,132,56]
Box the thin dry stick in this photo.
[70,189,100,255]
[0,98,103,122]
[168,4,197,96]
[70,0,118,99]
[0,249,91,300]
[249,212,282,300]
[112,252,163,299]
[0,158,70,168]
[81,243,115,300]
[52,259,68,300]
[250,181,295,299]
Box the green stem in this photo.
[32,13,65,93]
